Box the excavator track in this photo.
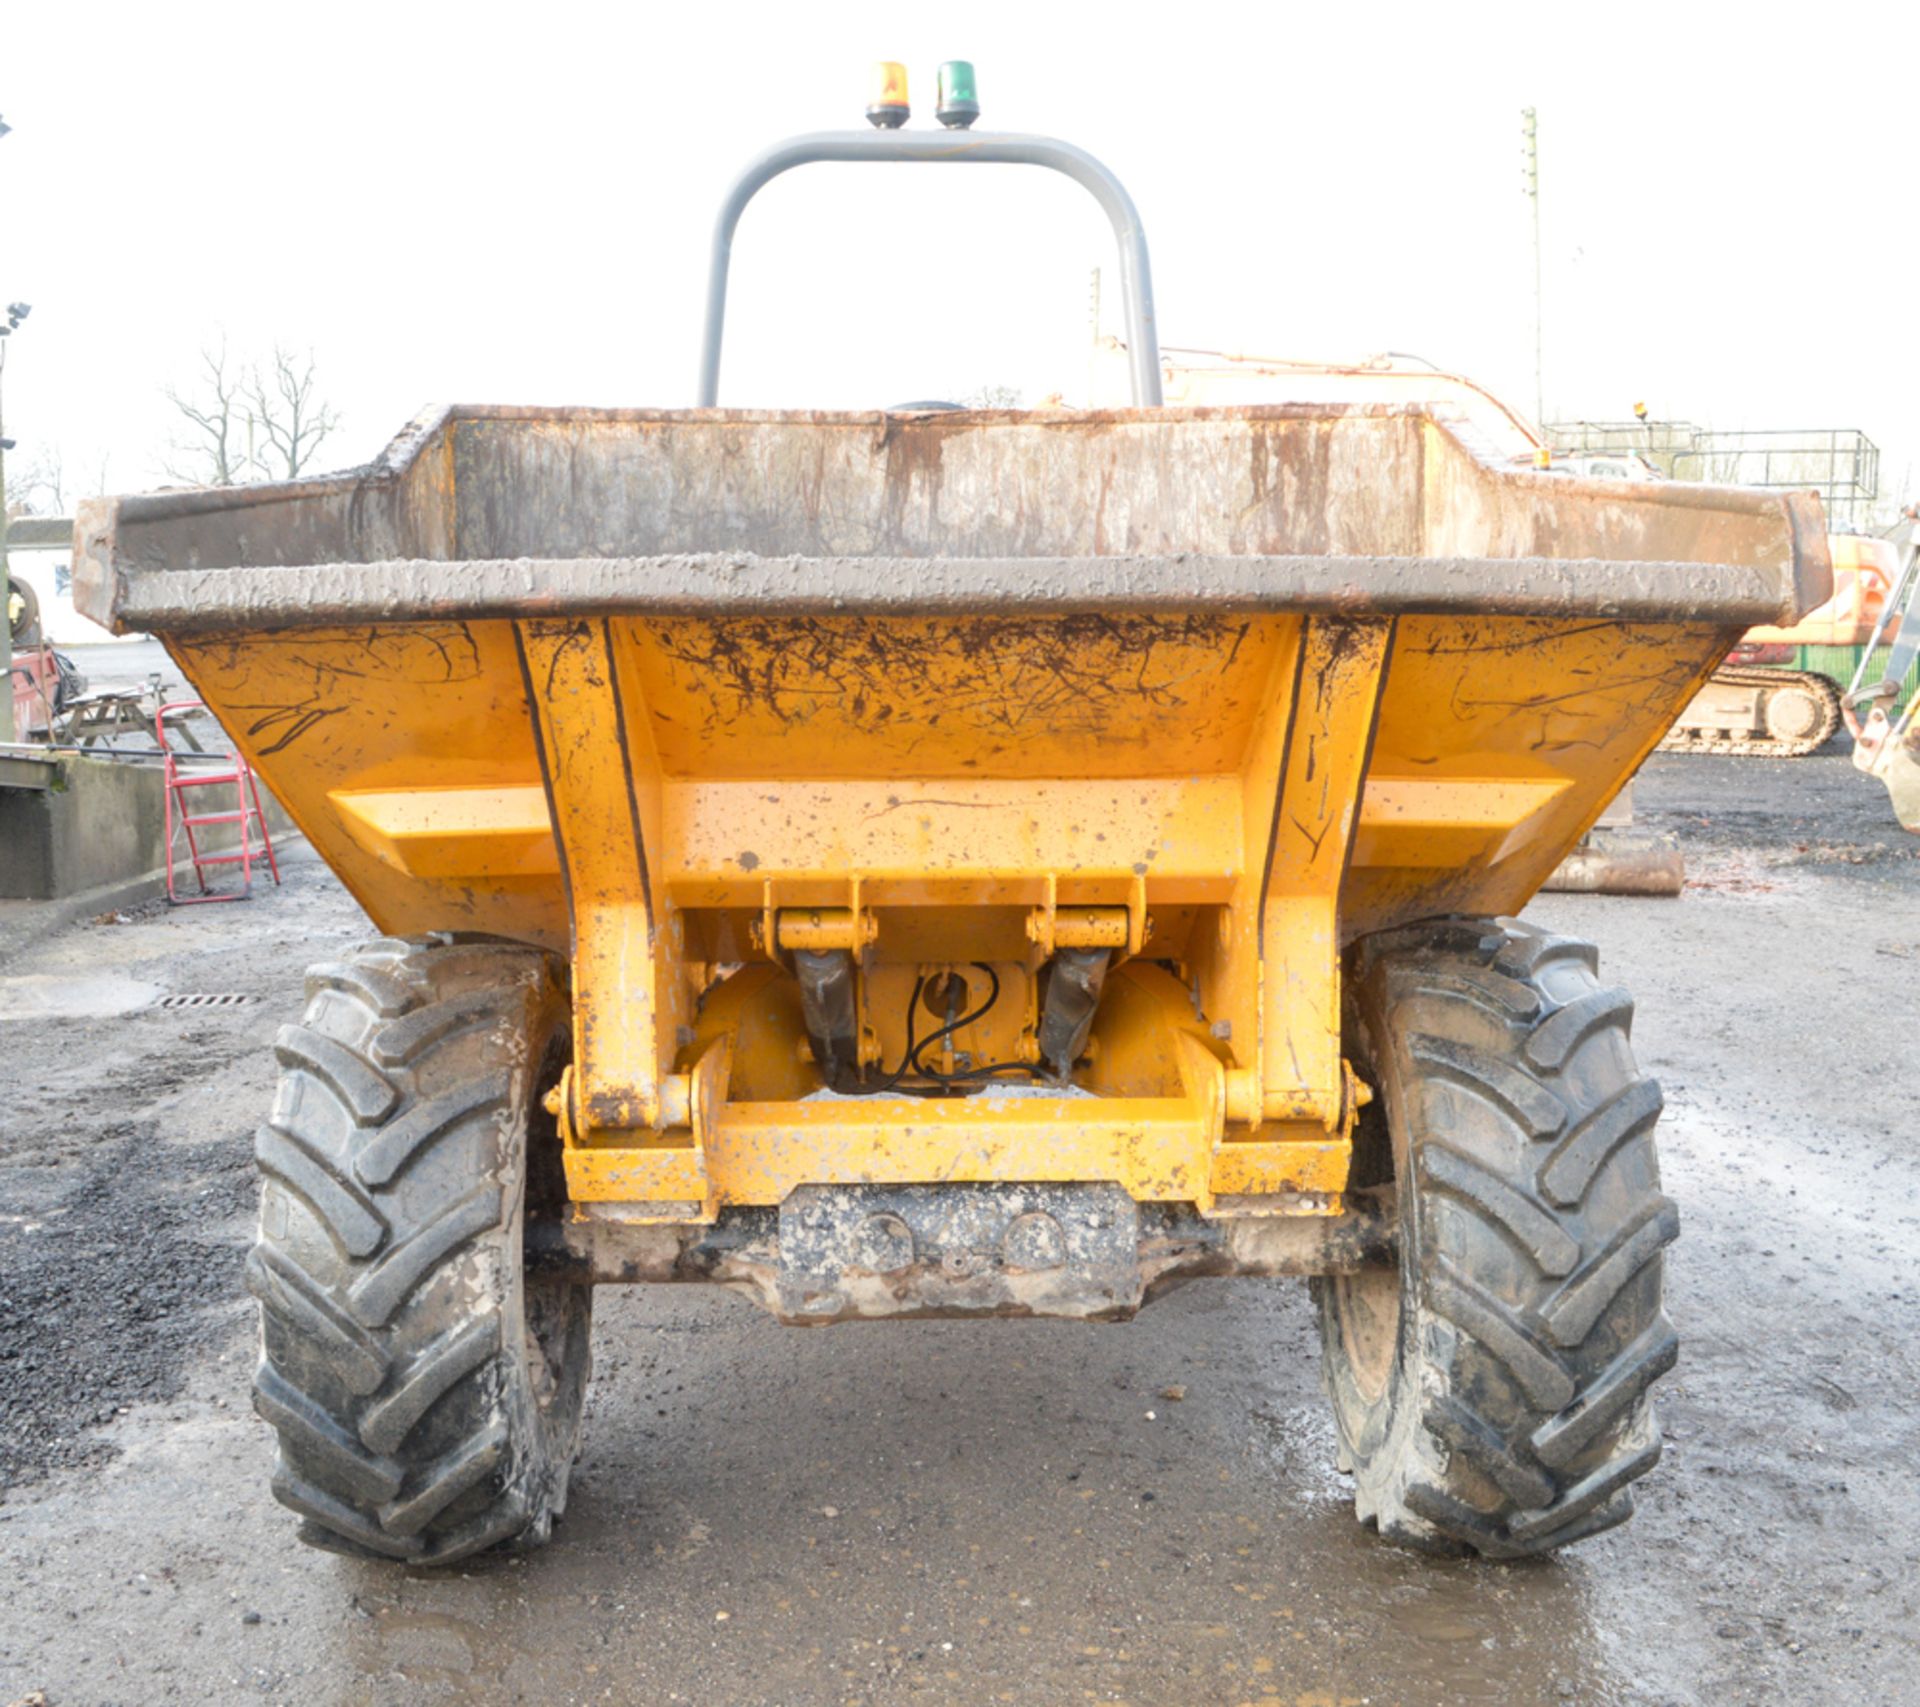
[1658,666,1842,758]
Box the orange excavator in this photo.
[1545,419,1896,758]
[1658,531,1899,757]
[1087,352,1888,763]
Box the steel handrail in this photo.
[698,128,1161,407]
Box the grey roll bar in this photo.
[697,129,1162,407]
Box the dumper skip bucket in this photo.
[75,400,1826,1229]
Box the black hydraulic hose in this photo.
[907,964,1047,1089]
[906,962,998,1078]
[857,972,928,1096]
[846,963,1048,1098]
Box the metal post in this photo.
[1,340,12,744]
[698,129,1162,407]
[1521,108,1543,430]
[0,110,17,744]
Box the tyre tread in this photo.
[254,1124,386,1259]
[250,937,585,1568]
[273,1023,399,1124]
[1323,916,1676,1560]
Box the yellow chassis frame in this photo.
[515,615,1390,1221]
[168,606,1734,1228]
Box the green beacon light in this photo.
[935,61,980,129]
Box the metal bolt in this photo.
[1001,1211,1068,1272]
[849,1213,915,1275]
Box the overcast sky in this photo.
[5,1,1916,508]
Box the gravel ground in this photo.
[0,748,1916,1706]
[0,883,320,1485]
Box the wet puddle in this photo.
[0,972,162,1020]
[1241,1387,1618,1704]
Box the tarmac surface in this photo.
[52,639,179,698]
[1,747,1916,1706]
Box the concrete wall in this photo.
[0,755,293,901]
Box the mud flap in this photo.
[793,948,860,1085]
[1037,948,1112,1078]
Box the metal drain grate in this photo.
[157,992,258,1009]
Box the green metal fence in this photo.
[1793,643,1920,717]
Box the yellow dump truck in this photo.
[73,96,1828,1567]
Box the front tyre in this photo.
[246,936,591,1565]
[1315,917,1678,1558]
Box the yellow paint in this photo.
[166,604,1737,1222]
[331,784,558,877]
[1354,775,1571,868]
[565,1099,1344,1212]
[517,618,691,1137]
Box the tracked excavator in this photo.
[1533,452,1885,757]
[1527,424,1900,758]
[1089,349,1872,764]
[1657,531,1895,757]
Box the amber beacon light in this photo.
[866,61,910,128]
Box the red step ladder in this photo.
[157,701,282,904]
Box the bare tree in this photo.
[10,442,62,515]
[163,339,341,486]
[247,345,341,479]
[163,340,255,486]
[80,449,112,505]
[6,443,112,519]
